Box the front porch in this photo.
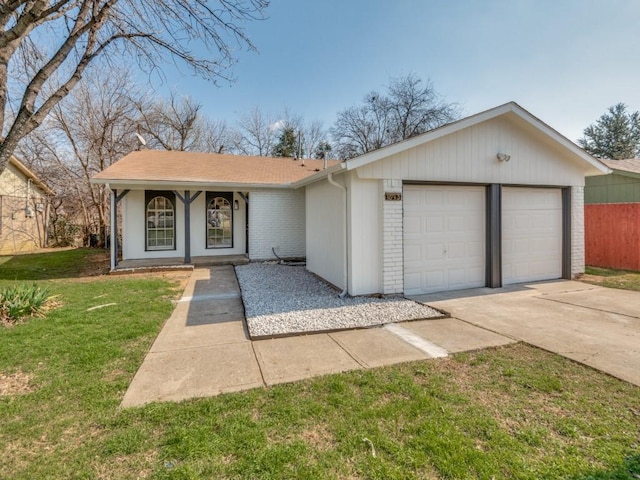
[112,254,249,274]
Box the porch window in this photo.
[146,191,175,250]
[207,192,233,248]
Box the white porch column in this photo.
[110,189,117,271]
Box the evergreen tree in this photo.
[578,103,640,159]
[272,127,300,157]
[315,141,332,159]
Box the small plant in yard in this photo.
[0,283,56,326]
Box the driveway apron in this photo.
[410,280,640,387]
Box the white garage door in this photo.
[502,187,562,285]
[403,185,486,295]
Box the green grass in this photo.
[1,250,639,479]
[584,266,640,291]
[0,248,108,280]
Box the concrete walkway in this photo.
[122,266,513,407]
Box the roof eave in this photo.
[291,162,347,188]
[607,168,640,180]
[89,178,295,190]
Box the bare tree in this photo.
[331,95,391,160]
[0,0,268,172]
[136,93,231,152]
[234,106,329,158]
[331,74,460,159]
[300,119,327,159]
[387,74,460,142]
[205,119,230,154]
[233,106,277,156]
[20,66,140,245]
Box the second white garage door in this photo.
[403,185,486,295]
[502,187,563,284]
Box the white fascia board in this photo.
[89,178,294,190]
[291,162,347,188]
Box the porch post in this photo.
[184,190,191,264]
[174,190,201,265]
[110,189,117,271]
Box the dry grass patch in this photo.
[298,423,335,451]
[0,370,33,396]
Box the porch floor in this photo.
[114,255,249,273]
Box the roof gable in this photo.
[343,102,609,177]
[1,156,54,195]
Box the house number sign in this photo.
[384,192,402,201]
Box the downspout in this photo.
[327,172,348,298]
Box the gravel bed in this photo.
[235,263,443,337]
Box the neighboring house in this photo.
[91,102,609,296]
[585,158,640,271]
[0,156,53,254]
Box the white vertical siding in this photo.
[347,175,382,295]
[356,115,586,187]
[306,179,345,289]
[249,189,305,260]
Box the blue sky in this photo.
[151,0,640,143]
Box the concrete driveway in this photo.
[409,280,640,387]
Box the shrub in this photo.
[0,284,51,326]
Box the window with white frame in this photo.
[206,192,233,248]
[146,192,175,250]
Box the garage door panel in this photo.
[404,185,485,295]
[502,187,562,285]
[448,268,466,286]
[426,271,445,289]
[425,190,444,206]
[426,244,444,260]
[426,216,443,232]
[448,216,465,232]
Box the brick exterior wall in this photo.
[249,189,306,260]
[382,179,403,294]
[571,186,585,278]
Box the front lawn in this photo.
[1,250,639,479]
[583,266,640,291]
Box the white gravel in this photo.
[235,263,443,337]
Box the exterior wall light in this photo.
[496,153,511,162]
